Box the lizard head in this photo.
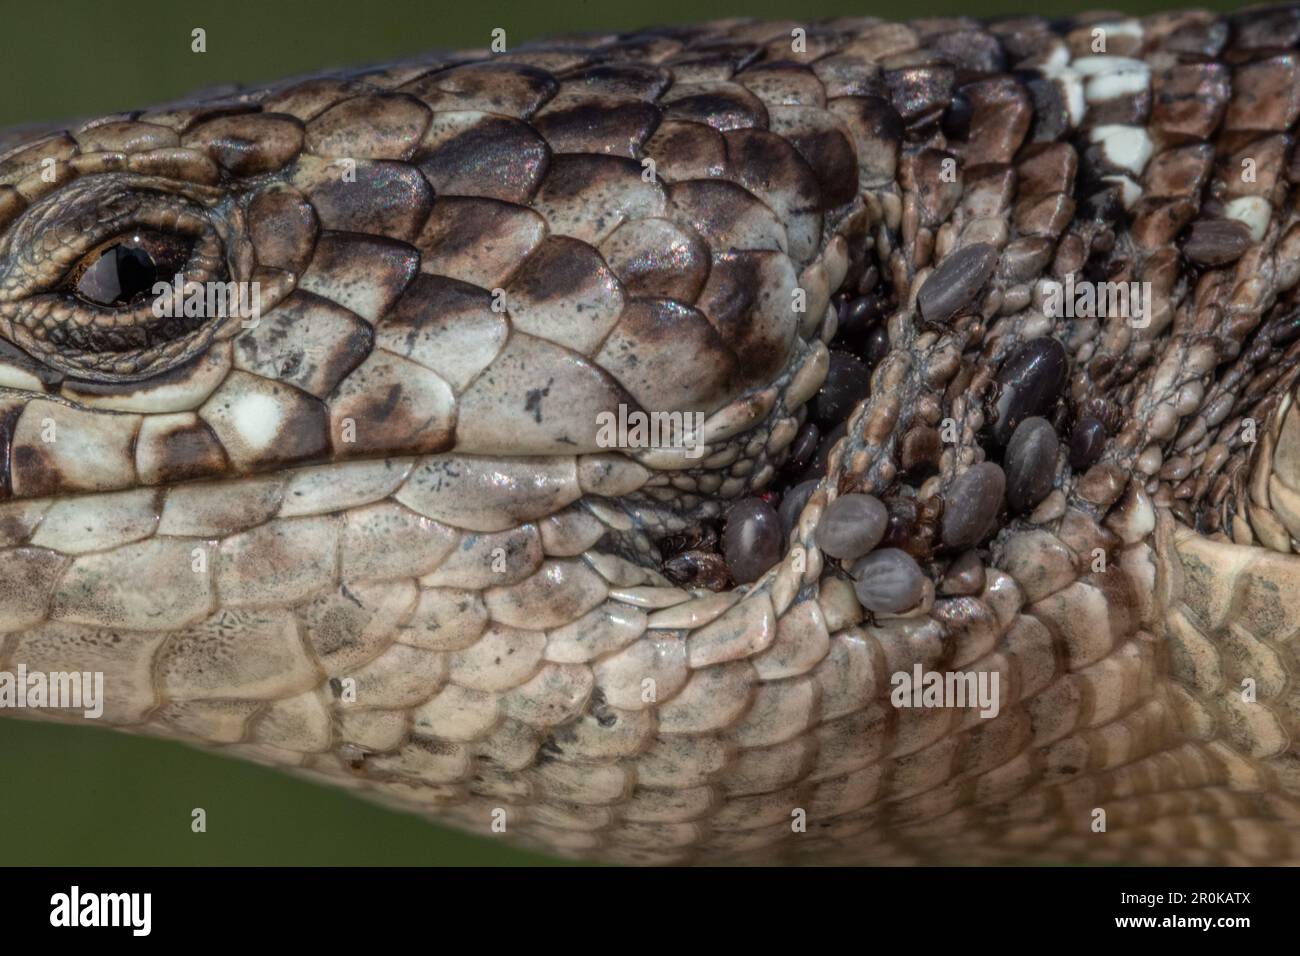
[0,54,871,747]
[0,35,1164,701]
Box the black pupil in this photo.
[76,242,159,306]
[113,244,156,300]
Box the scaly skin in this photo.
[2,9,1300,865]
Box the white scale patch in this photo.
[1090,124,1154,176]
[1036,46,1154,209]
[1224,196,1272,241]
[225,391,286,453]
[1073,56,1150,103]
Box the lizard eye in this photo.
[0,179,239,381]
[66,231,194,307]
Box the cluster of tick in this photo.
[658,283,890,593]
[661,273,1120,614]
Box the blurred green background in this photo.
[0,0,1236,866]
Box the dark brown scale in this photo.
[1165,17,1229,57]
[65,326,90,351]
[1243,364,1289,408]
[533,101,661,156]
[1271,309,1300,346]
[936,28,1006,72]
[416,115,549,203]
[1024,76,1070,144]
[885,64,956,129]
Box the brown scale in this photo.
[1117,21,1291,476]
[1214,334,1300,532]
[1066,176,1183,382]
[1098,146,1300,492]
[1166,288,1300,529]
